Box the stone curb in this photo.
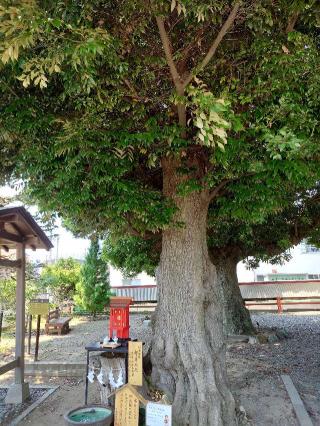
[25,362,86,377]
[281,375,313,426]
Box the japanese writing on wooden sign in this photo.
[114,385,140,426]
[146,402,172,426]
[128,341,143,386]
[29,299,49,316]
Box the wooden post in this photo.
[34,314,41,362]
[28,314,32,355]
[5,242,30,403]
[15,243,26,383]
[0,310,3,342]
[277,297,283,314]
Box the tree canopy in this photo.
[0,1,319,236]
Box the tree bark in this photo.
[213,253,254,336]
[151,159,236,426]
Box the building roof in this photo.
[0,206,53,251]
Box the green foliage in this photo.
[0,1,319,241]
[208,185,320,265]
[102,234,159,277]
[187,81,232,148]
[75,238,111,314]
[0,261,40,310]
[40,257,81,304]
[103,185,320,275]
[0,276,16,310]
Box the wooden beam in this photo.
[0,214,19,223]
[10,222,24,236]
[0,258,22,268]
[0,230,24,243]
[0,358,20,376]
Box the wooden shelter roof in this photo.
[0,206,53,251]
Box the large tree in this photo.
[1,2,320,424]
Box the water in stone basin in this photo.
[68,407,112,423]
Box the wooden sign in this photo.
[29,299,49,316]
[146,402,172,426]
[128,341,143,386]
[114,384,146,426]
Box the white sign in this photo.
[146,402,172,426]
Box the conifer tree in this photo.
[76,238,111,316]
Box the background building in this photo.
[237,242,320,282]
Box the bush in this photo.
[39,258,81,304]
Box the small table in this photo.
[85,342,129,405]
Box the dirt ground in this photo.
[0,314,152,364]
[1,312,319,425]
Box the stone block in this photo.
[5,382,30,404]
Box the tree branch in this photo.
[286,11,299,33]
[156,16,182,91]
[209,171,255,202]
[182,1,241,88]
[177,25,208,68]
[209,179,233,201]
[156,16,186,130]
[123,79,149,102]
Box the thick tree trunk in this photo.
[151,159,236,426]
[214,253,254,336]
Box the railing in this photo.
[0,357,19,376]
[112,285,157,303]
[239,280,320,309]
[112,280,320,312]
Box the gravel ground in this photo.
[227,312,320,425]
[0,387,47,425]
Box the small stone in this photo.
[248,336,258,345]
[267,334,279,343]
[275,329,289,339]
[257,334,269,344]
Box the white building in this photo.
[237,242,320,282]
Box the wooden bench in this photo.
[45,308,71,335]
